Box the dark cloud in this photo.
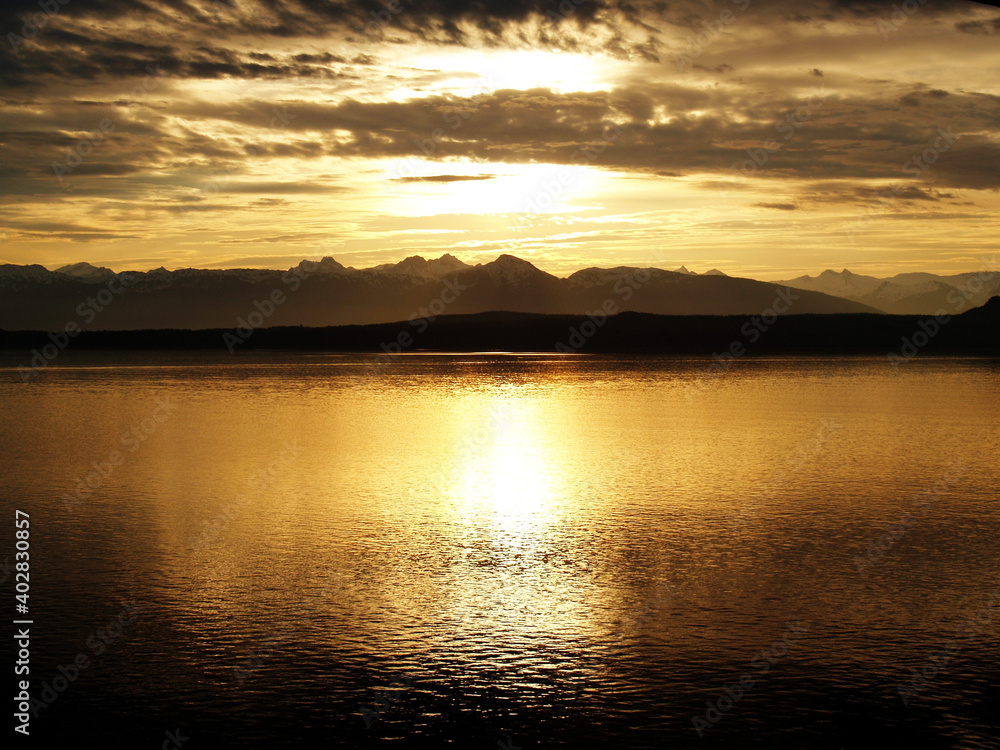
[398,174,495,182]
[919,141,1000,190]
[901,88,952,106]
[223,181,345,194]
[754,202,797,210]
[693,63,734,74]
[0,216,144,241]
[956,15,1000,32]
[155,203,243,212]
[248,198,290,207]
[1,0,999,232]
[854,186,952,201]
[3,2,995,91]
[800,183,966,206]
[144,85,999,189]
[3,77,999,205]
[3,0,996,35]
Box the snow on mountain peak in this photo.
[484,254,545,283]
[294,256,351,275]
[55,262,116,281]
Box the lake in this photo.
[2,352,998,748]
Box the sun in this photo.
[451,397,556,539]
[379,159,608,217]
[406,48,615,96]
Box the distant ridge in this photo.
[0,254,879,331]
[8,255,993,317]
[776,267,1000,315]
[54,262,118,282]
[1,297,997,356]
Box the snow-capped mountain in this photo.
[0,254,878,331]
[54,262,118,283]
[370,253,471,280]
[777,268,1000,314]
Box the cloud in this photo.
[147,84,999,189]
[155,203,243,213]
[3,2,995,93]
[2,0,999,272]
[223,182,346,194]
[398,174,495,182]
[956,16,1000,33]
[798,183,965,206]
[3,76,999,206]
[754,202,798,210]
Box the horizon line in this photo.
[7,254,1000,283]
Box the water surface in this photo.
[2,353,998,748]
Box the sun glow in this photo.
[381,160,610,216]
[452,399,557,539]
[406,48,615,96]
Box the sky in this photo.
[0,0,998,279]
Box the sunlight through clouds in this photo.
[0,0,998,276]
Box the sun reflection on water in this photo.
[452,396,557,540]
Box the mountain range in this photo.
[3,298,998,358]
[0,254,994,331]
[774,268,1000,315]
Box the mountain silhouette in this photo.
[0,254,877,331]
[2,296,996,357]
[775,268,1000,315]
